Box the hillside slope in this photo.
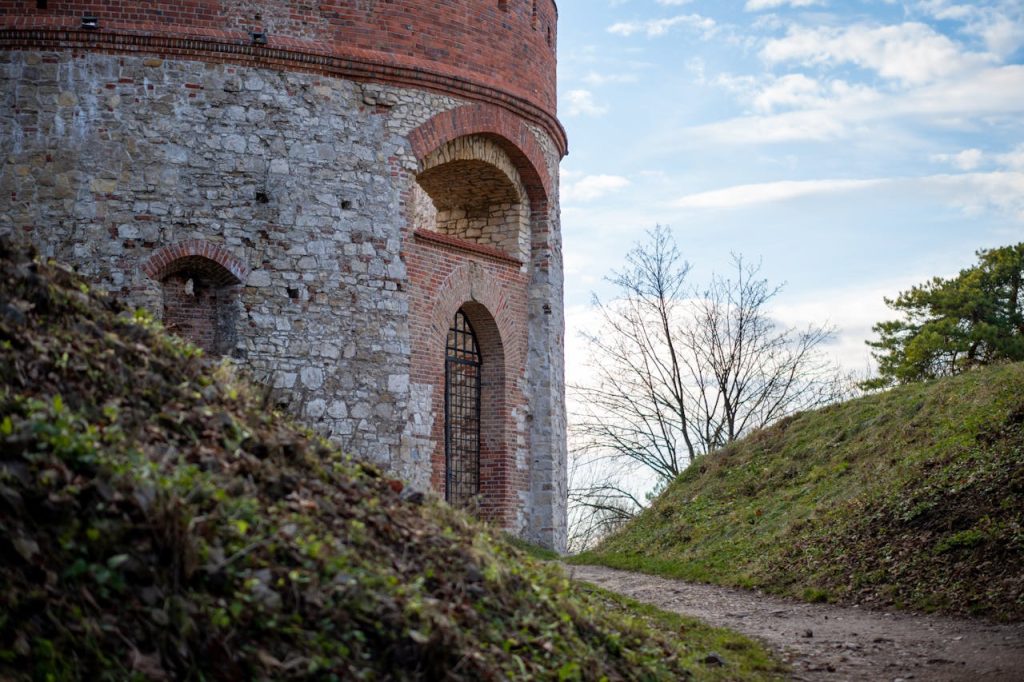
[574,362,1024,621]
[0,238,784,680]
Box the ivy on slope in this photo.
[0,239,729,681]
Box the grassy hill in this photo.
[0,238,785,680]
[573,362,1024,621]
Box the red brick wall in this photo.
[161,272,220,354]
[405,234,530,527]
[399,99,558,528]
[0,0,565,154]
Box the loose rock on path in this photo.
[568,564,1024,681]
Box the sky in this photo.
[555,0,1024,378]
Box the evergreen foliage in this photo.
[863,243,1024,389]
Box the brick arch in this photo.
[450,301,506,513]
[418,135,528,205]
[425,261,526,374]
[408,103,552,212]
[141,240,247,356]
[142,240,249,285]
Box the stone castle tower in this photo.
[0,1,568,550]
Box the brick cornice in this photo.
[0,26,568,157]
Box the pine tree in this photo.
[863,243,1024,389]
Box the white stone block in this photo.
[387,374,409,393]
[247,270,272,288]
[301,367,324,389]
[305,399,327,419]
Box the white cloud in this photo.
[771,281,914,375]
[974,14,1024,56]
[562,174,631,203]
[608,14,716,38]
[762,22,994,85]
[564,89,607,117]
[753,73,821,111]
[692,64,1024,144]
[656,0,694,5]
[915,0,974,22]
[745,73,880,113]
[955,149,983,170]
[914,1,1024,58]
[930,148,984,170]
[671,172,1024,221]
[691,108,849,143]
[891,64,1024,116]
[672,178,885,209]
[923,171,1024,220]
[711,72,760,96]
[582,71,639,86]
[995,144,1024,170]
[746,0,824,10]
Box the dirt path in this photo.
[568,564,1024,681]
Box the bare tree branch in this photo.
[568,227,851,551]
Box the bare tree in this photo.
[567,455,646,551]
[569,226,847,550]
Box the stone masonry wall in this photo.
[524,121,567,550]
[0,50,444,469]
[0,48,567,550]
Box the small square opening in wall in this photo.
[37,0,48,10]
[341,200,353,210]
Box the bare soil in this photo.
[568,564,1024,681]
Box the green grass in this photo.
[500,535,787,678]
[574,583,788,681]
[573,363,1024,621]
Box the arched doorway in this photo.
[445,308,482,505]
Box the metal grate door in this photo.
[445,310,481,505]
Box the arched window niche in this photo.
[142,242,248,357]
[413,135,530,261]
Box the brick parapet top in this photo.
[0,0,566,156]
